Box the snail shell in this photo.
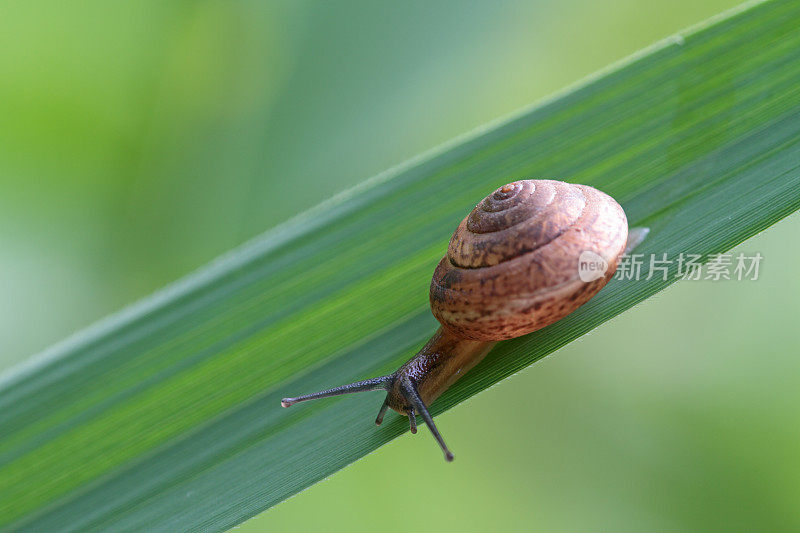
[430,179,628,341]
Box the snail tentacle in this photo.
[280,375,391,408]
[400,379,453,461]
[407,408,417,434]
[374,398,391,426]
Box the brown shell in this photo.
[430,179,628,341]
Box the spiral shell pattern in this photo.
[430,179,628,341]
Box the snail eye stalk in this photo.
[282,374,455,461]
[280,376,391,408]
[399,379,454,461]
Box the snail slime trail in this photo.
[282,179,646,461]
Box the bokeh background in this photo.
[2,1,799,531]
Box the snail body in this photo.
[282,179,644,461]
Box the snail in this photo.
[281,179,648,461]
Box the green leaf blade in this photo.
[2,0,800,530]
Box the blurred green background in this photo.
[2,0,799,531]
